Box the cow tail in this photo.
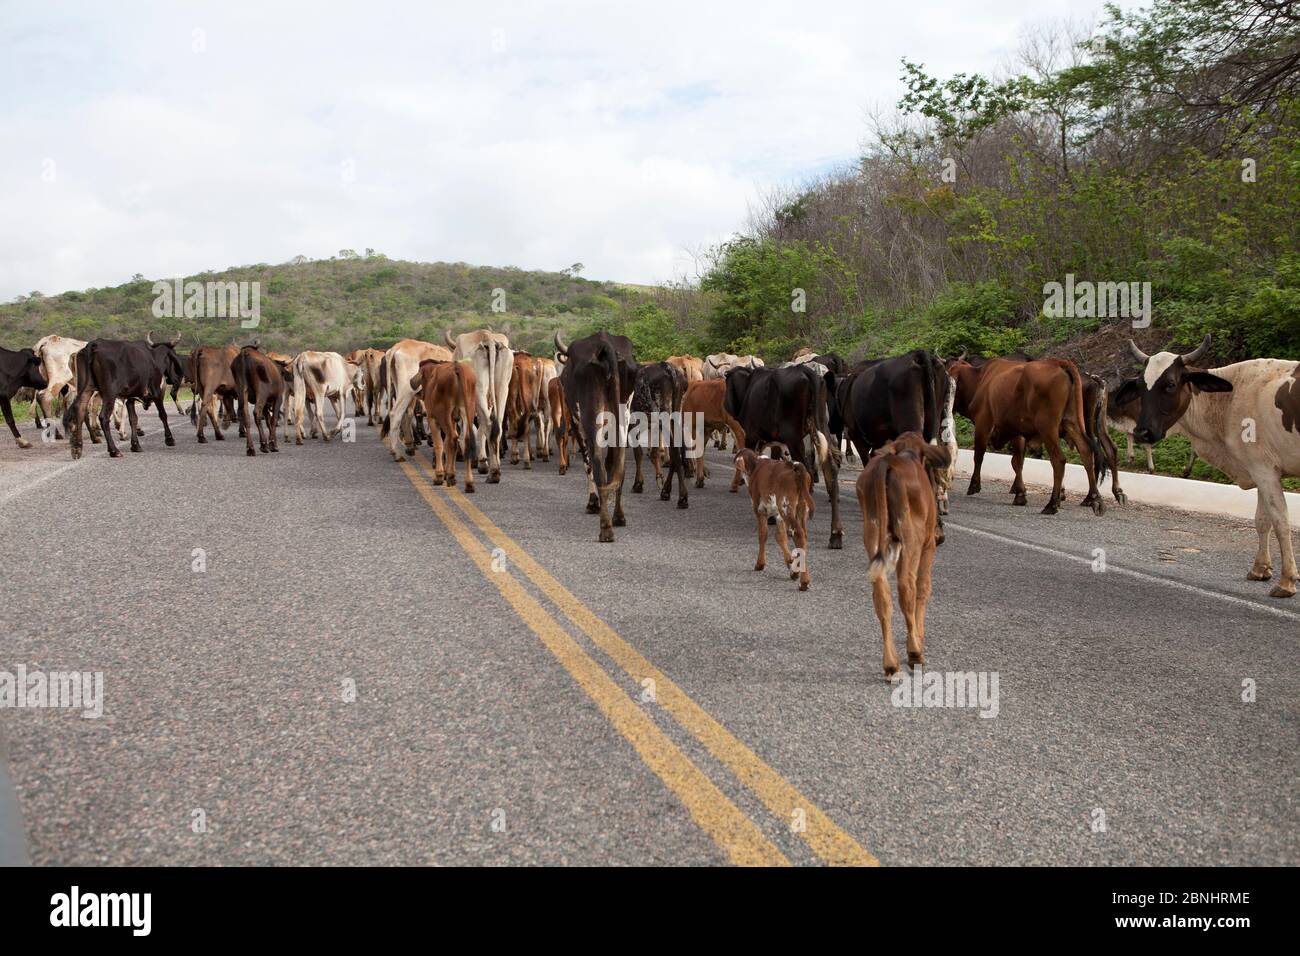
[866,464,898,582]
[379,356,392,437]
[232,349,250,426]
[488,343,501,449]
[919,351,939,443]
[1065,362,1107,484]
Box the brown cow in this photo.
[949,357,1106,515]
[666,354,704,386]
[547,376,572,475]
[505,351,543,469]
[858,432,950,678]
[188,345,240,443]
[734,448,814,591]
[681,378,747,491]
[411,359,478,492]
[231,344,285,456]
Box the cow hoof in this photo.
[1091,499,1105,516]
[130,445,142,453]
[1115,492,1128,505]
[260,444,269,453]
[828,531,843,550]
[1012,494,1027,506]
[489,472,501,484]
[214,432,224,441]
[465,484,476,493]
[246,448,256,457]
[197,435,208,444]
[270,446,280,453]
[908,652,925,668]
[695,480,705,489]
[523,461,532,470]
[1041,503,1059,515]
[1247,566,1273,581]
[966,483,980,495]
[632,481,644,493]
[1269,583,1296,598]
[613,515,626,527]
[789,570,798,580]
[165,436,175,447]
[478,464,488,475]
[754,562,765,572]
[798,580,809,591]
[16,438,31,449]
[599,528,615,543]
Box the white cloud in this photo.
[0,0,1107,299]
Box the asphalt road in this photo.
[1,409,1296,866]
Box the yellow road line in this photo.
[398,461,790,867]
[414,455,879,866]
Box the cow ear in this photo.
[1185,370,1233,393]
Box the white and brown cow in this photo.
[1119,335,1300,598]
[445,328,513,482]
[380,339,454,461]
[701,352,765,381]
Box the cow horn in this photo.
[1128,340,1150,363]
[146,331,155,346]
[444,328,456,349]
[170,332,182,347]
[955,351,966,363]
[1181,333,1211,366]
[554,331,569,357]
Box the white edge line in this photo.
[0,460,79,508]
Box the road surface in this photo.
[1,412,1296,865]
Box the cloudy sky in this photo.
[0,0,1108,299]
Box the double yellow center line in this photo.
[400,454,878,866]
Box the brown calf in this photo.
[411,359,478,492]
[547,376,572,475]
[506,351,543,469]
[857,433,950,678]
[682,378,747,491]
[734,448,814,591]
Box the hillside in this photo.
[0,255,644,356]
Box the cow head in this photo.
[14,348,48,391]
[1120,335,1232,444]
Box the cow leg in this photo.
[792,510,810,590]
[664,443,688,509]
[266,398,280,452]
[1009,436,1028,506]
[518,409,532,470]
[812,429,842,549]
[1040,434,1066,514]
[1143,443,1154,473]
[872,572,899,679]
[152,387,176,447]
[1248,491,1274,581]
[632,446,645,493]
[611,451,627,528]
[1061,418,1103,515]
[897,548,924,669]
[122,401,143,452]
[774,516,794,573]
[968,430,987,495]
[99,396,121,458]
[1,397,31,449]
[1254,473,1296,598]
[1100,429,1125,504]
[753,512,769,571]
[911,537,936,668]
[37,390,62,439]
[253,395,271,453]
[1182,448,1197,479]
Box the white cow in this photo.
[445,328,513,483]
[1123,335,1300,598]
[291,351,353,443]
[33,334,133,442]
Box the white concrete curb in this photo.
[954,449,1300,523]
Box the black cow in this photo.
[837,350,955,517]
[64,334,184,459]
[630,361,689,509]
[0,347,49,449]
[724,363,843,549]
[555,330,639,542]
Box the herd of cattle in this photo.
[1,328,1296,675]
